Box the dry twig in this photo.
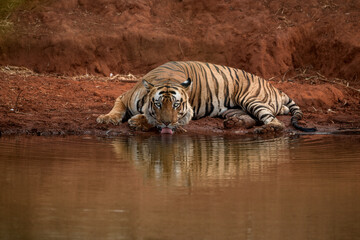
[0,65,140,82]
[288,67,360,93]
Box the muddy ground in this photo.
[0,0,359,136]
[1,67,359,136]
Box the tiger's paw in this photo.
[254,121,285,134]
[96,113,123,125]
[175,126,188,133]
[224,115,256,129]
[128,114,154,131]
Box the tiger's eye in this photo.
[155,102,161,108]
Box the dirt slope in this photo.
[1,0,359,81]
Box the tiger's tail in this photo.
[285,96,317,132]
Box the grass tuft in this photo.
[0,0,44,35]
[0,0,25,19]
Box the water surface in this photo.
[0,135,360,240]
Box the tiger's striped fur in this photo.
[97,61,316,133]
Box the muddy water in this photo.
[0,135,360,240]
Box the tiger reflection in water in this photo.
[111,135,291,185]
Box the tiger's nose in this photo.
[162,121,171,126]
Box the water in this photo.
[0,135,360,240]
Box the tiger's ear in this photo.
[180,78,192,89]
[142,79,154,91]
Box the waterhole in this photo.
[0,135,359,240]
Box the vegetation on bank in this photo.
[0,0,43,35]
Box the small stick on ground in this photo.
[14,89,24,112]
[315,72,360,93]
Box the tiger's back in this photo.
[140,61,290,121]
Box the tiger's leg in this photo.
[96,96,126,125]
[128,114,155,131]
[221,109,257,129]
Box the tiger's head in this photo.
[142,78,194,134]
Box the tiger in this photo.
[96,61,316,134]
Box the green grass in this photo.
[0,19,13,34]
[0,0,43,35]
[0,0,25,35]
[0,0,25,19]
